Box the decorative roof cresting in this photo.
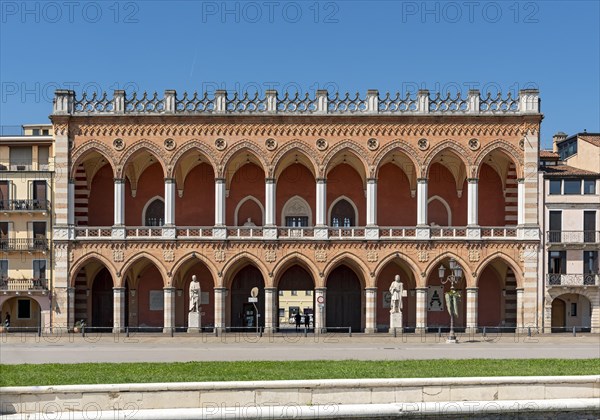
[53,88,540,116]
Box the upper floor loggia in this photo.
[66,139,533,241]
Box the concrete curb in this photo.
[2,399,599,419]
[2,376,599,416]
[2,375,599,394]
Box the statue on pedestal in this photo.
[389,274,403,313]
[189,275,200,313]
[389,274,404,332]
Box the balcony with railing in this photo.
[0,199,51,212]
[546,273,600,287]
[547,231,600,245]
[0,277,48,292]
[69,225,521,241]
[0,160,52,172]
[0,238,49,252]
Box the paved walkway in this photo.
[1,333,599,364]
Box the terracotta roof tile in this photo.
[540,150,559,159]
[542,164,599,177]
[579,134,600,147]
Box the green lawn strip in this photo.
[1,359,598,387]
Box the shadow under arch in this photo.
[120,252,170,287]
[70,253,119,287]
[272,252,320,289]
[221,253,270,289]
[475,253,523,289]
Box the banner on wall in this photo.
[427,286,444,312]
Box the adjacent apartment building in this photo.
[0,124,54,330]
[45,88,543,334]
[540,132,600,332]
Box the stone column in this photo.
[516,288,524,331]
[467,178,480,239]
[164,178,176,226]
[316,179,327,226]
[264,179,277,239]
[264,287,277,333]
[466,287,478,333]
[265,179,276,226]
[214,179,227,239]
[517,179,525,226]
[114,178,125,225]
[113,178,125,239]
[366,179,377,226]
[467,179,478,226]
[365,179,379,239]
[416,179,430,239]
[163,287,176,333]
[113,287,126,333]
[415,287,428,333]
[416,178,428,225]
[314,287,326,333]
[214,287,227,332]
[364,287,377,333]
[215,178,226,226]
[315,179,328,239]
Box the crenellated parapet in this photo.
[53,89,540,116]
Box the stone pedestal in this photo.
[389,312,403,333]
[187,311,201,333]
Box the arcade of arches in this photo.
[73,147,519,230]
[69,250,531,333]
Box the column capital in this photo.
[415,286,428,291]
[517,178,525,184]
[112,286,126,292]
[164,178,176,184]
[316,178,327,184]
[365,287,378,291]
[68,178,75,184]
[214,287,227,292]
[367,178,377,184]
[264,287,277,291]
[467,178,479,183]
[163,286,176,292]
[315,287,327,292]
[466,287,479,292]
[113,178,125,184]
[417,178,428,183]
[265,177,276,184]
[215,178,226,183]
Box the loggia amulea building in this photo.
[48,88,547,333]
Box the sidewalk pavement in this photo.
[1,332,599,364]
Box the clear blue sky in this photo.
[1,0,598,148]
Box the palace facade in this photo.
[540,132,600,332]
[44,88,548,333]
[0,125,54,330]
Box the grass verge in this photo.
[1,359,599,387]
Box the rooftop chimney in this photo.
[552,131,568,152]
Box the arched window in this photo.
[282,196,312,227]
[144,198,164,226]
[330,198,356,227]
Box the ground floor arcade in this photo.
[46,241,552,333]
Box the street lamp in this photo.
[438,258,463,343]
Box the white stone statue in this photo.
[189,275,200,313]
[243,218,256,226]
[389,274,403,313]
